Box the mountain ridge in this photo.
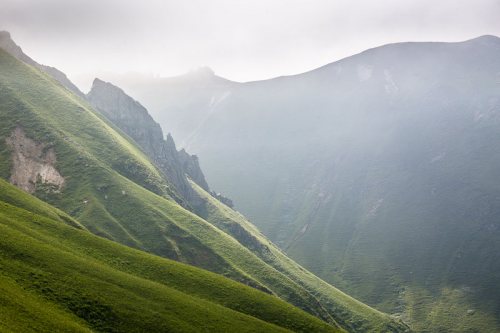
[125,35,500,332]
[0,34,409,332]
[0,30,86,98]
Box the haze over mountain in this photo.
[3,0,499,89]
[112,35,500,332]
[0,33,411,332]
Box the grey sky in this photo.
[2,0,499,91]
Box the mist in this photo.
[1,0,499,91]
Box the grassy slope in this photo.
[0,49,403,332]
[279,148,500,333]
[401,285,499,333]
[192,180,408,332]
[167,38,500,333]
[0,178,341,333]
[0,48,244,276]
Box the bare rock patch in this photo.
[6,127,65,193]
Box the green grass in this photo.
[192,180,408,332]
[0,178,341,333]
[400,285,499,333]
[0,48,406,332]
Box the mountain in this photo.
[84,77,405,332]
[86,78,207,208]
[123,36,500,332]
[0,36,408,332]
[0,178,341,333]
[96,67,237,148]
[86,78,232,211]
[0,31,85,99]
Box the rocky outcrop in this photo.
[87,78,214,208]
[0,31,85,99]
[6,127,65,193]
[178,149,209,191]
[87,78,164,156]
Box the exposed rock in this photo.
[178,149,209,191]
[6,127,65,193]
[0,31,85,98]
[87,78,228,208]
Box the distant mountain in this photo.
[0,35,408,332]
[98,67,237,147]
[128,35,500,332]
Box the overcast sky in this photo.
[2,0,499,91]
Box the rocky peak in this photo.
[87,79,217,209]
[89,78,164,158]
[178,149,210,192]
[165,133,177,150]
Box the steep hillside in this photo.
[0,178,341,333]
[126,36,500,332]
[86,78,211,209]
[0,44,408,331]
[84,75,407,332]
[0,31,85,98]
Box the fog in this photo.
[1,0,499,91]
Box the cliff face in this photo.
[87,78,210,208]
[178,148,210,191]
[0,31,85,99]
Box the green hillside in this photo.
[0,48,407,331]
[141,36,500,332]
[192,180,407,332]
[0,178,342,332]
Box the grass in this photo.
[0,178,341,333]
[401,285,499,333]
[192,180,409,332]
[0,48,406,332]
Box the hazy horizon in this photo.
[1,0,499,91]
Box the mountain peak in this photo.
[90,78,139,103]
[92,77,106,85]
[88,78,151,119]
[190,66,215,76]
[91,77,119,92]
[181,66,218,81]
[0,30,34,64]
[0,30,11,39]
[165,132,176,147]
[472,34,500,41]
[467,34,500,45]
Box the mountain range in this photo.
[105,35,500,332]
[0,31,411,332]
